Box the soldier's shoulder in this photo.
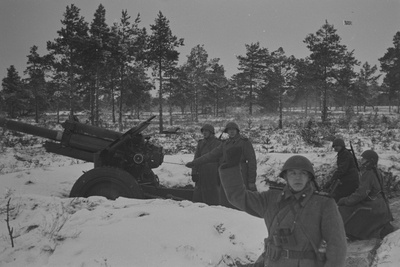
[268,185,284,191]
[340,149,352,157]
[313,190,332,198]
[239,135,250,141]
[213,137,222,143]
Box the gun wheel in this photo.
[69,167,144,200]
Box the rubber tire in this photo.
[69,167,144,200]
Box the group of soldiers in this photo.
[185,122,257,208]
[185,122,395,267]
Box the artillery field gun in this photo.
[0,116,193,201]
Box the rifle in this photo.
[372,168,394,221]
[327,142,359,196]
[349,141,360,172]
[327,178,341,196]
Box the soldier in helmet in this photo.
[186,121,257,209]
[191,124,221,205]
[219,149,347,267]
[337,150,394,240]
[324,138,359,202]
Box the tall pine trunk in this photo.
[158,60,164,133]
[95,69,100,126]
[119,65,124,131]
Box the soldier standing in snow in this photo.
[186,121,257,208]
[191,124,221,205]
[338,150,394,240]
[324,138,359,202]
[219,150,347,267]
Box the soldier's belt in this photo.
[266,249,317,260]
[279,249,316,260]
[266,243,316,261]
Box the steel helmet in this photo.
[201,124,215,134]
[279,155,315,179]
[224,122,240,133]
[332,138,345,148]
[361,150,379,165]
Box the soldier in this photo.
[191,124,221,205]
[219,150,347,267]
[338,150,394,240]
[325,138,359,202]
[186,121,257,208]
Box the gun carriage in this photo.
[0,116,193,201]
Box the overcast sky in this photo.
[1,0,399,81]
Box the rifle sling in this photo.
[372,168,393,220]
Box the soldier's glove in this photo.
[185,161,195,168]
[248,183,257,191]
[220,146,242,169]
[191,174,199,183]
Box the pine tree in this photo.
[124,65,153,120]
[184,44,209,122]
[1,66,24,118]
[168,65,191,115]
[379,31,400,113]
[24,45,52,122]
[146,11,184,133]
[163,61,180,125]
[265,47,296,129]
[205,59,228,116]
[237,42,270,115]
[85,4,110,125]
[46,4,89,118]
[354,62,381,111]
[292,58,320,116]
[110,10,146,130]
[332,50,359,108]
[304,21,354,122]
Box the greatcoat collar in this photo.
[277,183,315,207]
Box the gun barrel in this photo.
[62,120,122,141]
[0,117,62,141]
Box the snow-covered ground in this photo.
[1,121,400,266]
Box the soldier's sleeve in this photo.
[192,141,202,174]
[215,139,223,165]
[193,141,202,160]
[340,172,371,205]
[191,142,223,166]
[321,198,347,267]
[243,139,257,184]
[332,151,352,181]
[219,165,268,218]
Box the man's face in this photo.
[333,145,342,152]
[285,169,310,192]
[227,128,237,138]
[202,130,211,139]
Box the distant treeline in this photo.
[1,4,399,131]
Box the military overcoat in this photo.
[191,134,257,208]
[191,135,221,205]
[219,165,347,267]
[331,148,359,201]
[338,166,393,240]
[191,134,257,186]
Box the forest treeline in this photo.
[1,4,399,131]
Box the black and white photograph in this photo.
[1,0,400,266]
